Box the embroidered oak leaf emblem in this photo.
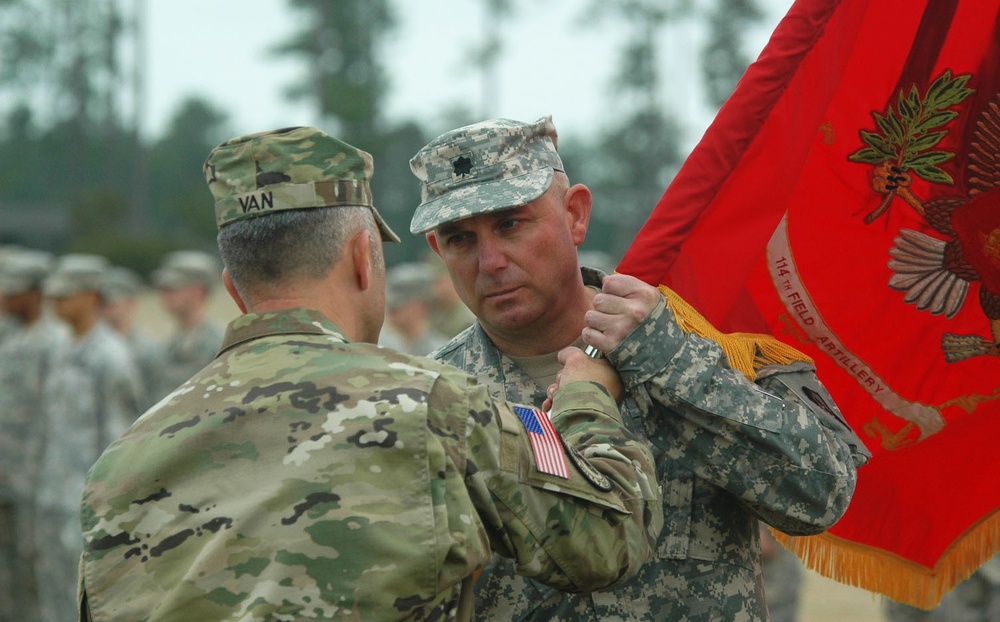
[255,161,291,188]
[453,155,473,177]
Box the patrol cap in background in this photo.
[0,248,54,295]
[43,253,109,297]
[408,115,564,234]
[203,126,400,243]
[152,250,220,291]
[102,266,145,303]
[386,262,435,309]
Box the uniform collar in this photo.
[218,307,348,357]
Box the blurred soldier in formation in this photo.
[0,248,69,622]
[426,252,475,339]
[78,126,661,620]
[102,266,165,412]
[151,249,224,399]
[379,260,448,355]
[760,523,805,621]
[35,253,143,622]
[884,554,1000,622]
[0,245,27,346]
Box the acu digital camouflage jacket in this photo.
[442,268,866,622]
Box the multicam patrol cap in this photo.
[0,248,54,295]
[203,126,400,242]
[152,250,220,291]
[42,253,109,297]
[408,115,564,234]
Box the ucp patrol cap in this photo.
[204,126,400,242]
[0,248,54,295]
[408,115,564,234]
[101,266,145,303]
[386,261,435,309]
[152,250,219,291]
[42,253,109,298]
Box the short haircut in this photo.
[217,206,381,299]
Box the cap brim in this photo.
[0,275,32,295]
[371,206,401,243]
[409,168,553,235]
[43,275,85,297]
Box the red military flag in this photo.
[617,0,1000,609]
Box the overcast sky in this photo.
[143,1,791,151]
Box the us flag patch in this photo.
[514,406,570,479]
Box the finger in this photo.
[582,326,616,352]
[558,345,589,365]
[584,309,617,333]
[591,292,630,315]
[602,274,662,307]
[600,273,643,297]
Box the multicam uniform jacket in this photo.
[79,308,661,622]
[445,268,866,622]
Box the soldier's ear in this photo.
[426,232,442,257]
[351,229,374,292]
[222,269,248,314]
[564,183,592,246]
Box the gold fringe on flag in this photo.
[649,285,1000,610]
[771,510,1000,610]
[656,284,813,380]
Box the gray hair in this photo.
[217,206,382,299]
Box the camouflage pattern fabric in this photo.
[431,299,476,340]
[408,116,563,235]
[35,321,142,622]
[378,324,448,357]
[0,315,69,622]
[760,526,804,622]
[154,318,224,402]
[204,126,399,242]
[434,267,861,621]
[0,316,16,346]
[123,326,165,413]
[79,308,661,621]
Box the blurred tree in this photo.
[372,120,435,264]
[274,0,396,147]
[469,0,515,120]
[0,0,152,253]
[146,97,230,246]
[700,0,763,109]
[0,0,129,134]
[580,0,690,260]
[273,0,426,265]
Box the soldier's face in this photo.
[159,285,204,318]
[51,291,95,324]
[427,186,584,339]
[3,290,36,319]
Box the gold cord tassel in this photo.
[657,285,812,380]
